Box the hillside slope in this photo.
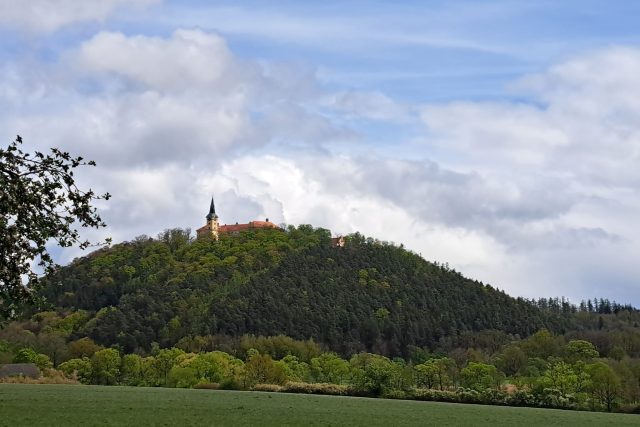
[41,226,565,356]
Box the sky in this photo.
[2,0,640,304]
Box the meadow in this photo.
[0,384,638,426]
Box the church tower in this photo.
[206,197,220,240]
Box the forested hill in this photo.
[41,226,566,357]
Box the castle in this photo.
[196,197,345,247]
[196,198,280,240]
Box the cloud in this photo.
[0,0,160,33]
[1,29,348,170]
[329,91,412,122]
[76,30,234,91]
[3,23,640,304]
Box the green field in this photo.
[0,384,638,426]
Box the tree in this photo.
[310,353,350,384]
[59,357,92,384]
[90,348,121,385]
[0,136,110,319]
[564,340,599,363]
[244,352,287,387]
[68,337,103,359]
[13,347,52,370]
[496,345,527,376]
[460,362,504,391]
[587,362,621,412]
[415,360,440,389]
[540,360,578,396]
[349,353,399,396]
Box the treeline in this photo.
[528,296,638,317]
[34,226,567,357]
[2,329,639,413]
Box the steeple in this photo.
[206,197,218,220]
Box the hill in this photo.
[39,226,566,356]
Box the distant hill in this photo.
[41,226,567,357]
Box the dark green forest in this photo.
[35,226,568,356]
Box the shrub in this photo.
[59,357,92,384]
[252,383,283,392]
[505,390,538,407]
[282,381,350,396]
[0,369,78,385]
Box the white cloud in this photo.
[3,25,640,305]
[76,30,234,91]
[0,0,159,33]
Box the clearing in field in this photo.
[0,384,637,427]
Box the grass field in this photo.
[0,384,638,426]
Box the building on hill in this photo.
[196,197,280,240]
[331,236,345,247]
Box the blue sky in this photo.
[2,0,640,304]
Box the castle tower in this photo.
[206,197,220,240]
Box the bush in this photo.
[252,383,283,392]
[0,369,78,385]
[282,381,350,396]
[59,357,92,384]
[505,390,538,407]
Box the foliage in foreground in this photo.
[2,329,638,413]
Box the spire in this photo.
[206,197,218,220]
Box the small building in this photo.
[331,236,346,247]
[0,363,40,379]
[196,197,280,240]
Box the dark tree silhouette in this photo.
[0,135,110,319]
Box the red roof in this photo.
[196,220,281,239]
[219,221,279,233]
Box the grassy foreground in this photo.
[0,384,638,427]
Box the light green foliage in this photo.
[564,340,599,363]
[90,348,121,385]
[586,362,621,411]
[277,355,310,382]
[460,362,504,391]
[175,351,243,384]
[120,354,144,386]
[350,353,400,396]
[56,311,90,335]
[58,357,92,384]
[151,348,185,386]
[239,335,321,362]
[540,360,579,395]
[310,353,350,384]
[244,352,287,387]
[415,358,453,390]
[167,365,199,388]
[13,347,52,370]
[415,360,440,389]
